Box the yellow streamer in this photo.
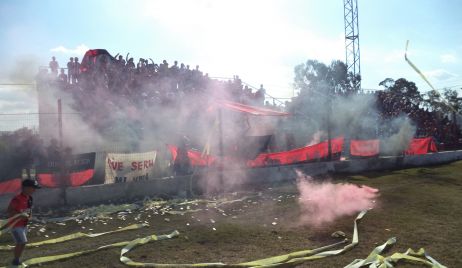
[1,211,364,267]
[405,40,458,114]
[0,209,446,268]
[405,40,436,91]
[119,211,368,267]
[385,248,447,268]
[344,239,447,268]
[0,223,148,251]
[0,231,178,268]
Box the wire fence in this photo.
[0,107,173,184]
[0,113,39,133]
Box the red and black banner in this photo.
[350,139,380,157]
[248,137,344,167]
[0,178,22,195]
[37,152,96,188]
[167,136,439,169]
[167,145,215,166]
[0,166,22,195]
[169,138,345,168]
[404,137,438,155]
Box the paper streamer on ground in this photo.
[45,203,141,223]
[0,231,178,268]
[0,211,364,268]
[344,237,397,268]
[0,223,147,251]
[0,209,446,268]
[385,248,447,268]
[119,209,445,268]
[119,211,367,267]
[344,239,447,268]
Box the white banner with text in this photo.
[105,151,157,183]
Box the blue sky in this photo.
[0,0,461,115]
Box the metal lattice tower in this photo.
[343,0,361,91]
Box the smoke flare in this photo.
[296,171,378,226]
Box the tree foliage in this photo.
[0,128,44,181]
[442,88,462,114]
[293,60,360,98]
[378,78,423,110]
[285,59,368,144]
[421,88,462,115]
[290,60,361,116]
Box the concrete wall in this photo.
[66,176,190,205]
[2,150,462,209]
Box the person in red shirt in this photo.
[6,179,41,266]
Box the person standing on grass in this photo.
[6,179,41,266]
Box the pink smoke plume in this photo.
[296,171,379,226]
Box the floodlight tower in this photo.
[343,0,361,91]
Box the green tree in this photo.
[423,88,462,116]
[290,60,360,117]
[293,60,360,98]
[0,128,44,181]
[442,88,462,115]
[423,89,444,112]
[379,78,423,110]
[286,59,366,147]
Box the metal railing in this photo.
[209,76,289,108]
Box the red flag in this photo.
[37,169,95,188]
[167,145,215,166]
[404,137,438,155]
[0,179,21,195]
[248,137,344,167]
[350,139,380,157]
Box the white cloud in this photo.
[50,44,89,55]
[0,86,37,114]
[440,53,457,63]
[424,69,458,81]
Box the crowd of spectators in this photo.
[374,90,461,146]
[40,53,460,149]
[43,55,268,108]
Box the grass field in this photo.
[1,161,462,267]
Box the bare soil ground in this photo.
[1,161,462,267]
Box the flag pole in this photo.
[58,98,63,148]
[218,108,224,190]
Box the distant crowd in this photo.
[42,55,269,108]
[39,54,460,149]
[375,90,460,147]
